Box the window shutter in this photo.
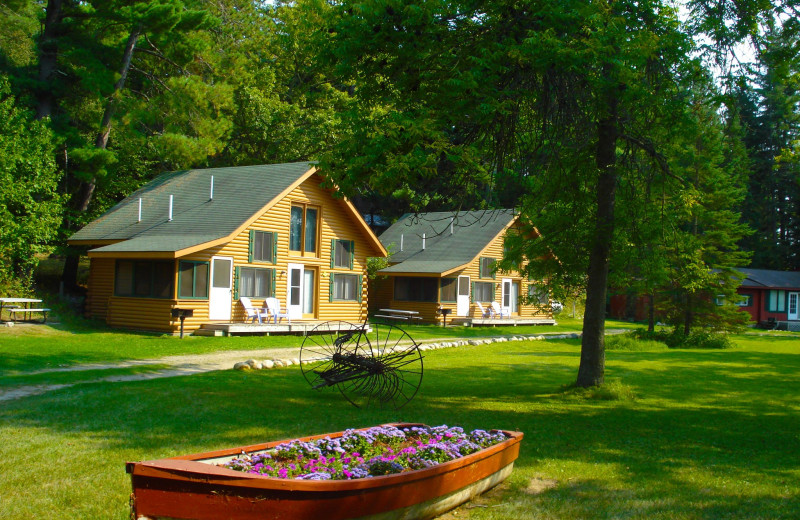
[478,259,483,278]
[330,239,336,269]
[357,274,363,302]
[491,259,496,279]
[248,230,254,263]
[269,268,276,297]
[329,273,334,302]
[470,282,475,303]
[492,282,496,299]
[350,240,355,270]
[233,266,240,300]
[272,232,278,264]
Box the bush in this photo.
[605,332,668,351]
[632,329,733,349]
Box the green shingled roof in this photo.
[378,210,515,275]
[69,162,315,253]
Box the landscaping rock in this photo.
[273,360,284,367]
[292,358,301,365]
[4,322,14,328]
[233,362,251,371]
[262,360,275,369]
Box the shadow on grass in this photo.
[1,340,799,519]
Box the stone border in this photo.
[232,333,584,371]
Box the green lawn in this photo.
[0,315,603,376]
[0,326,797,519]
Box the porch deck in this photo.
[195,321,369,337]
[450,317,557,327]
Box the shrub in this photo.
[605,332,668,351]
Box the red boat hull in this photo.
[127,423,523,520]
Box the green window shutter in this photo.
[492,282,496,298]
[350,240,355,270]
[233,266,240,300]
[269,268,276,297]
[357,274,363,302]
[330,239,336,269]
[491,258,496,279]
[478,259,483,278]
[272,232,278,264]
[248,230,254,263]
[471,282,475,303]
[329,273,335,302]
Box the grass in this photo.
[0,313,605,376]
[1,322,799,519]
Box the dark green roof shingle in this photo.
[378,210,515,274]
[70,162,315,253]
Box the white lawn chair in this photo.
[491,301,510,318]
[475,301,494,319]
[264,297,291,324]
[239,297,266,324]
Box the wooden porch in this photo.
[450,317,557,327]
[193,320,369,337]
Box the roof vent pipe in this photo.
[210,175,214,201]
[400,234,404,252]
[168,195,174,222]
[138,198,142,222]
[450,217,454,235]
[422,233,426,250]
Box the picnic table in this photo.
[0,297,50,323]
[375,308,423,321]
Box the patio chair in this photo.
[239,297,266,324]
[475,301,494,319]
[491,301,510,319]
[264,297,291,324]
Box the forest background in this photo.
[0,0,798,386]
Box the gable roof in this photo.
[69,162,386,258]
[737,268,800,290]
[377,209,516,276]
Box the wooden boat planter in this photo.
[126,423,523,520]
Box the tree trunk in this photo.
[647,292,655,332]
[71,26,141,213]
[35,0,64,120]
[683,294,692,336]
[61,26,141,291]
[576,98,618,388]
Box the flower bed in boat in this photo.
[222,424,509,481]
[127,422,523,520]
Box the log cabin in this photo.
[369,210,555,325]
[68,162,387,335]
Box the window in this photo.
[239,267,274,298]
[178,261,209,299]
[528,285,549,305]
[479,257,496,279]
[737,294,753,307]
[290,204,318,254]
[440,278,457,302]
[714,295,725,306]
[473,281,494,302]
[332,239,354,269]
[767,290,786,312]
[332,273,360,301]
[394,277,438,302]
[114,260,173,298]
[250,230,275,263]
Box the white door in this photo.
[287,263,304,320]
[501,278,512,315]
[457,275,470,316]
[209,256,233,321]
[511,282,520,314]
[302,269,315,317]
[789,292,799,321]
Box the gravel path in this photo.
[0,330,608,402]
